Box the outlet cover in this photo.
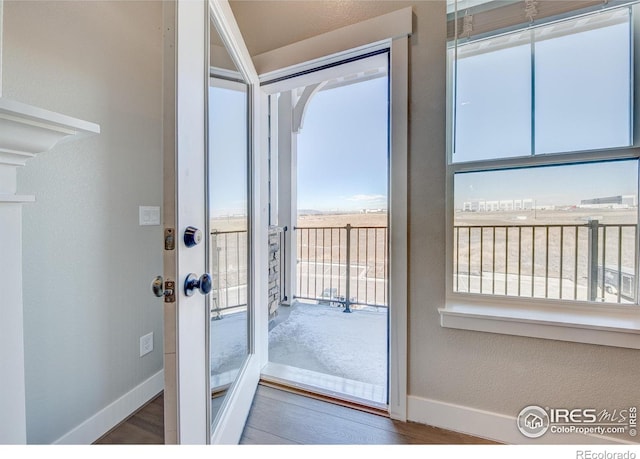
[140,332,153,357]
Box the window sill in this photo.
[439,296,640,349]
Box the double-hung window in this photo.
[441,0,640,348]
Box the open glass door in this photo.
[262,52,390,410]
[162,0,263,444]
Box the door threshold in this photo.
[260,362,388,416]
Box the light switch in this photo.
[139,206,160,226]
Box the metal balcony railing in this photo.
[210,229,248,318]
[295,225,388,311]
[453,221,638,303]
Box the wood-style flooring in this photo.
[94,391,164,444]
[94,383,498,445]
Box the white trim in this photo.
[209,355,262,444]
[388,36,409,423]
[209,0,258,84]
[53,370,164,445]
[261,48,389,94]
[253,6,413,76]
[209,66,243,84]
[407,395,638,445]
[439,299,640,349]
[450,146,640,173]
[0,194,34,203]
[0,98,99,135]
[0,98,99,166]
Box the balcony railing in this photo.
[453,221,638,303]
[210,229,248,318]
[295,225,388,311]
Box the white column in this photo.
[0,162,29,443]
[277,91,297,304]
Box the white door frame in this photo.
[257,7,411,421]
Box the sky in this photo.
[455,159,639,209]
[209,84,248,218]
[208,73,389,216]
[296,76,389,212]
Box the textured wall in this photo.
[230,0,640,435]
[4,1,164,444]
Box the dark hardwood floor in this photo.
[94,383,498,445]
[241,385,498,444]
[94,391,164,444]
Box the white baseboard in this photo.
[53,370,164,445]
[407,395,637,445]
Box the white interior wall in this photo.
[230,0,640,443]
[4,0,164,444]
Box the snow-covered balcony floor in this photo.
[209,300,388,408]
[265,300,388,407]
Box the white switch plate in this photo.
[140,332,153,357]
[139,206,160,226]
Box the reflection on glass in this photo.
[208,18,249,427]
[534,8,631,154]
[453,37,532,163]
[451,7,632,162]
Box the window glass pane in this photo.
[453,160,638,303]
[453,35,532,163]
[534,9,631,154]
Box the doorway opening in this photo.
[263,52,390,409]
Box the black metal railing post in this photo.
[281,226,288,303]
[588,219,600,302]
[344,224,352,313]
[211,229,221,319]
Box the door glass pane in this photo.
[534,8,631,154]
[208,17,249,429]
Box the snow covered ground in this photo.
[209,301,388,388]
[269,301,387,387]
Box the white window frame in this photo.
[440,2,640,350]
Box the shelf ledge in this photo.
[0,97,100,167]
